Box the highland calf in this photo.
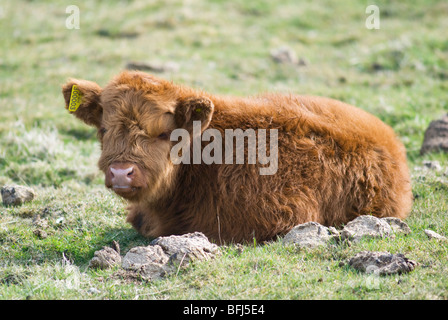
[62,71,412,243]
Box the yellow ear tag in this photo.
[68,85,82,112]
[195,107,202,114]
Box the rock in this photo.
[121,232,219,280]
[111,239,121,255]
[32,215,49,229]
[270,46,298,65]
[33,228,48,239]
[382,217,411,235]
[424,229,447,241]
[125,61,179,73]
[340,215,392,242]
[1,185,35,206]
[112,269,147,283]
[297,57,308,66]
[89,241,122,269]
[328,226,340,240]
[121,245,170,280]
[151,232,219,265]
[420,114,448,154]
[348,251,417,275]
[284,216,409,248]
[33,215,49,239]
[283,222,333,249]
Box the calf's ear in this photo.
[62,79,103,128]
[174,96,214,132]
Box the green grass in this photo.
[1,0,448,300]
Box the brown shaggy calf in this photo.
[62,71,412,244]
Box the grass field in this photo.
[1,0,447,300]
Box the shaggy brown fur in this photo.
[62,71,412,244]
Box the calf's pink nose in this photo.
[110,166,134,187]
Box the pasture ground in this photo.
[0,0,447,300]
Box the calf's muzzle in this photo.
[105,162,145,198]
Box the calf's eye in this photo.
[157,131,170,140]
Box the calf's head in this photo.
[62,71,214,202]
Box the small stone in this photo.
[420,114,448,155]
[121,245,170,280]
[424,229,447,241]
[283,222,332,249]
[328,226,341,241]
[270,46,298,64]
[382,217,411,235]
[348,251,417,275]
[120,232,219,280]
[33,229,48,239]
[1,185,35,206]
[89,245,122,269]
[340,215,393,242]
[297,57,308,66]
[111,240,120,255]
[32,215,49,229]
[150,232,219,266]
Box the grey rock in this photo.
[33,228,48,239]
[382,217,411,235]
[328,226,339,236]
[420,114,448,155]
[151,232,219,266]
[1,185,35,206]
[270,46,298,64]
[424,229,447,241]
[121,232,219,280]
[283,222,333,249]
[284,216,409,249]
[89,242,122,269]
[328,226,341,241]
[340,215,392,242]
[122,245,170,280]
[32,215,50,239]
[348,251,417,275]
